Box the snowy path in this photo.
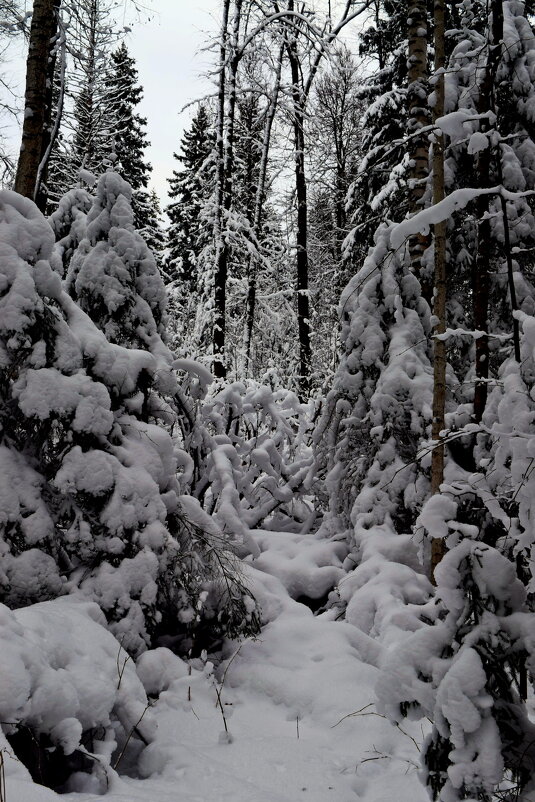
[4,531,428,802]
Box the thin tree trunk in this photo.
[473,0,502,422]
[287,13,312,399]
[496,154,521,362]
[35,22,66,210]
[15,0,60,203]
[244,42,284,376]
[430,0,447,580]
[407,0,429,274]
[212,0,230,378]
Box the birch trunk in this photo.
[244,43,284,376]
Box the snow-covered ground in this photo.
[2,529,428,802]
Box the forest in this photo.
[1,0,535,800]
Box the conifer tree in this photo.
[140,189,165,268]
[106,42,153,232]
[166,104,214,288]
[0,181,259,657]
[67,0,118,182]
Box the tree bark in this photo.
[430,0,447,580]
[407,0,429,273]
[287,9,312,399]
[244,43,284,376]
[14,0,60,204]
[213,0,242,379]
[472,0,502,422]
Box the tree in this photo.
[14,0,60,207]
[0,180,259,658]
[106,42,152,231]
[166,104,214,288]
[308,45,364,383]
[140,188,165,268]
[50,0,120,193]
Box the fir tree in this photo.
[140,189,166,269]
[0,182,259,657]
[106,42,153,232]
[166,104,214,289]
[67,0,118,182]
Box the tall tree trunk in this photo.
[15,0,60,204]
[335,164,347,260]
[213,0,243,379]
[244,43,284,376]
[407,0,429,274]
[430,0,447,580]
[472,0,502,422]
[287,18,312,399]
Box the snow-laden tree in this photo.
[0,183,259,657]
[64,170,168,354]
[105,42,153,233]
[344,0,409,268]
[166,104,215,289]
[360,2,535,799]
[314,225,434,636]
[140,189,165,270]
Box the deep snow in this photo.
[1,528,428,802]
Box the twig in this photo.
[330,703,375,728]
[214,644,243,740]
[112,704,150,770]
[116,636,132,690]
[0,750,5,802]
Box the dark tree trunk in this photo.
[407,0,429,273]
[15,0,60,206]
[430,0,447,579]
[288,27,312,399]
[244,43,284,376]
[472,0,502,422]
[213,0,242,379]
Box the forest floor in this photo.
[4,529,429,802]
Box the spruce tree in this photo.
[166,104,214,288]
[67,0,118,183]
[0,181,259,657]
[106,42,153,232]
[140,189,165,269]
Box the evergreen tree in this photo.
[106,42,153,232]
[140,189,166,269]
[0,182,259,657]
[67,0,118,182]
[166,104,214,288]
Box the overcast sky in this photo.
[3,0,364,204]
[126,0,220,203]
[2,0,220,203]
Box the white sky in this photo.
[2,0,221,204]
[126,0,220,203]
[2,0,365,205]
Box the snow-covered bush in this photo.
[378,519,535,802]
[0,598,155,793]
[199,377,316,550]
[0,187,258,657]
[314,226,434,637]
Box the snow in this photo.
[2,529,428,802]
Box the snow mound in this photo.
[0,598,155,793]
[252,530,347,603]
